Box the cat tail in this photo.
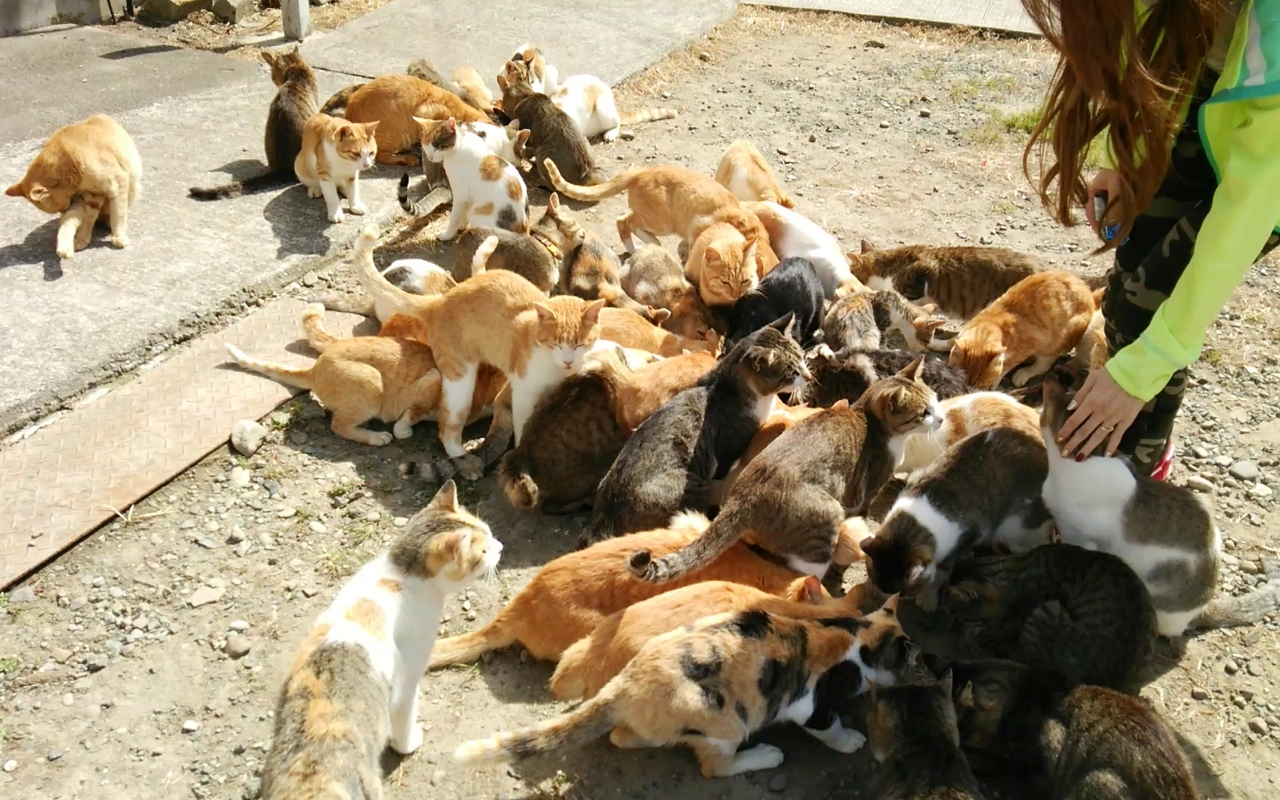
[628,510,731,584]
[497,448,539,509]
[188,171,292,201]
[351,225,430,319]
[319,83,363,117]
[428,608,518,669]
[223,343,313,389]
[543,159,641,202]
[453,691,618,765]
[618,107,678,127]
[1192,556,1280,630]
[471,235,500,277]
[299,303,339,353]
[398,172,455,218]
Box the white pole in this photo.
[283,0,309,41]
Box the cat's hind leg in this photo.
[394,371,443,440]
[689,737,783,777]
[331,414,394,446]
[616,212,641,252]
[438,363,479,457]
[105,188,130,248]
[1011,353,1057,387]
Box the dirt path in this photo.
[3,9,1279,799]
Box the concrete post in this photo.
[282,0,309,41]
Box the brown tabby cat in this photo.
[444,193,579,291]
[849,240,1046,321]
[7,114,142,260]
[715,140,795,207]
[453,607,918,777]
[717,402,823,499]
[619,244,721,339]
[295,114,379,224]
[428,512,808,667]
[630,359,940,585]
[189,47,318,200]
[342,74,489,166]
[562,228,657,317]
[952,660,1199,800]
[821,290,944,352]
[499,59,603,187]
[800,344,974,408]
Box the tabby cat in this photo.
[442,193,577,291]
[562,228,656,317]
[725,256,826,347]
[618,244,721,340]
[295,114,378,224]
[259,482,500,799]
[799,344,972,408]
[499,59,603,187]
[599,307,717,357]
[821,290,943,353]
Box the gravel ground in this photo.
[4,9,1280,799]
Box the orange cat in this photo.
[6,114,142,260]
[452,66,495,113]
[551,576,876,701]
[343,74,489,166]
[947,270,1094,390]
[897,391,1041,473]
[599,307,719,357]
[294,114,378,224]
[683,206,777,307]
[427,512,808,669]
[615,350,718,434]
[352,226,603,457]
[714,140,795,208]
[1070,288,1109,372]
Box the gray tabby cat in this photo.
[820,289,944,352]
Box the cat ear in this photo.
[880,593,900,614]
[506,118,520,133]
[515,129,531,151]
[364,120,380,134]
[918,302,938,315]
[445,118,457,133]
[702,245,722,266]
[547,192,561,214]
[957,681,975,708]
[801,576,824,603]
[860,238,876,254]
[412,116,433,137]
[534,302,555,323]
[260,50,277,67]
[923,319,947,332]
[647,307,671,324]
[496,73,509,91]
[894,355,925,382]
[767,311,796,335]
[428,480,459,513]
[27,184,48,202]
[5,182,24,197]
[831,398,851,410]
[582,299,606,324]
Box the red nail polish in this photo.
[1074,453,1085,463]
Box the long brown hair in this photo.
[1020,0,1223,248]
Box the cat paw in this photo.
[602,128,621,143]
[732,744,785,773]
[442,440,467,458]
[452,453,485,481]
[328,210,346,224]
[393,420,415,440]
[348,202,369,216]
[826,728,866,754]
[1011,367,1036,387]
[110,235,129,249]
[306,187,322,198]
[390,724,423,755]
[56,246,75,261]
[367,431,394,446]
[437,229,457,242]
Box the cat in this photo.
[848,240,1046,321]
[715,140,795,208]
[507,43,559,94]
[450,66,496,113]
[397,120,529,215]
[746,201,864,298]
[351,224,603,457]
[725,256,826,347]
[225,302,504,446]
[441,193,578,291]
[312,258,456,323]
[861,428,1053,612]
[820,290,944,353]
[259,481,501,800]
[7,114,142,260]
[686,205,783,305]
[189,47,317,200]
[897,391,1039,474]
[341,74,489,166]
[562,228,659,318]
[948,270,1095,390]
[717,402,824,501]
[1040,375,1280,637]
[499,59,604,187]
[405,58,485,109]
[427,511,808,668]
[951,659,1199,800]
[798,344,973,408]
[582,316,810,546]
[619,244,722,341]
[452,606,919,777]
[416,117,528,240]
[911,543,1157,693]
[599,307,718,357]
[614,350,718,434]
[1070,305,1109,372]
[548,73,678,141]
[631,359,940,584]
[866,672,986,800]
[294,114,378,224]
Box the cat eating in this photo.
[724,256,826,348]
[341,73,489,166]
[799,343,973,408]
[820,289,944,353]
[715,140,795,208]
[745,200,864,298]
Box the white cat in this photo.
[259,481,502,798]
[417,117,529,240]
[745,201,863,298]
[462,120,529,164]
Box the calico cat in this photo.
[398,119,528,215]
[225,303,504,446]
[952,660,1199,800]
[631,360,940,584]
[548,73,678,141]
[189,47,317,201]
[351,225,603,457]
[294,114,378,224]
[848,240,1046,321]
[867,672,986,800]
[453,607,918,776]
[821,290,943,353]
[562,229,656,317]
[259,481,501,800]
[499,59,603,187]
[1040,375,1280,637]
[599,307,717,357]
[428,512,808,667]
[342,74,489,166]
[799,344,973,408]
[897,391,1039,474]
[614,350,718,434]
[725,256,825,347]
[746,201,864,298]
[715,140,795,208]
[861,428,1052,611]
[621,245,722,341]
[416,117,528,239]
[948,271,1095,390]
[913,544,1157,693]
[582,316,809,545]
[7,114,142,260]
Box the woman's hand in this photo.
[1084,168,1122,236]
[1056,367,1145,459]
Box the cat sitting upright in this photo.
[294,114,379,224]
[499,59,603,188]
[416,117,529,240]
[259,481,501,800]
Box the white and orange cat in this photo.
[550,74,677,141]
[896,391,1041,473]
[715,140,794,208]
[418,117,529,239]
[353,225,603,456]
[295,113,379,223]
[745,200,863,299]
[6,114,142,260]
[259,482,501,799]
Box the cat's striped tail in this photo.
[1193,556,1280,630]
[223,343,314,389]
[351,225,432,320]
[629,508,742,584]
[398,173,454,218]
[319,83,363,117]
[453,691,617,766]
[299,303,339,353]
[188,171,293,201]
[497,449,540,510]
[619,107,678,127]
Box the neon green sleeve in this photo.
[1106,96,1280,401]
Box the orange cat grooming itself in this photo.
[352,225,603,457]
[7,114,141,260]
[294,114,378,224]
[948,270,1095,390]
[715,141,794,208]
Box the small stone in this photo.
[865,39,887,48]
[919,108,932,117]
[277,507,297,519]
[430,769,446,787]
[226,526,245,545]
[301,586,318,598]
[230,420,268,457]
[289,431,308,446]
[179,520,196,530]
[69,597,87,611]
[182,720,200,734]
[1191,688,1209,701]
[1251,483,1274,499]
[769,773,788,792]
[1186,475,1215,493]
[62,694,74,706]
[188,585,226,608]
[84,653,108,673]
[2,759,15,773]
[1230,461,1260,481]
[776,147,789,156]
[257,530,275,549]
[204,521,221,533]
[308,521,327,534]
[230,620,250,632]
[365,511,381,523]
[697,51,711,62]
[301,271,319,287]
[1225,659,1240,675]
[946,127,959,135]
[1222,552,1239,566]
[393,517,408,528]
[51,647,72,663]
[1248,662,1264,677]
[8,585,35,604]
[262,479,281,498]
[47,748,64,762]
[1249,717,1269,735]
[229,467,251,488]
[878,120,890,128]
[195,537,218,550]
[808,133,817,142]
[224,635,252,660]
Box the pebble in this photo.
[85,653,108,673]
[47,748,64,762]
[697,50,711,62]
[878,120,890,128]
[1191,688,1209,701]
[262,479,281,498]
[776,146,789,156]
[302,272,319,287]
[1250,717,1269,735]
[430,769,445,787]
[1230,461,1260,481]
[1250,483,1273,499]
[180,520,196,530]
[768,773,788,792]
[230,620,250,632]
[188,585,226,608]
[224,634,252,660]
[1248,662,1264,677]
[195,537,218,549]
[51,647,72,663]
[1222,552,1239,566]
[919,108,931,117]
[62,693,74,706]
[289,431,308,446]
[1186,475,1215,493]
[2,760,15,773]
[8,585,35,604]
[182,720,200,734]
[277,507,297,519]
[230,420,268,457]
[69,597,87,611]
[365,511,381,523]
[865,39,887,48]
[393,517,408,528]
[229,467,251,488]
[1225,659,1240,675]
[308,521,327,534]
[946,126,959,135]
[226,525,245,545]
[204,520,220,533]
